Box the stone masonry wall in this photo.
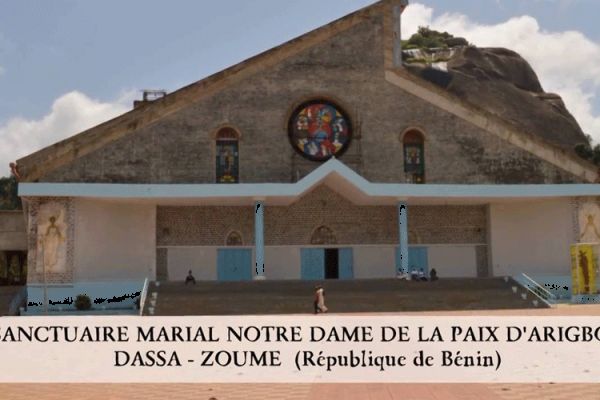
[41,7,581,185]
[157,186,487,246]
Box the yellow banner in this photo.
[571,244,597,295]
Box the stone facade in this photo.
[40,8,581,185]
[0,211,26,251]
[17,2,591,286]
[157,185,487,246]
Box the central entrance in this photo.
[301,248,353,280]
[325,249,339,279]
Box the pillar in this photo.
[254,201,266,280]
[398,202,409,275]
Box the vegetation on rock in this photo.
[403,26,469,50]
[574,135,600,167]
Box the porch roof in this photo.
[18,159,600,206]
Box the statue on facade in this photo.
[580,213,600,242]
[38,215,65,272]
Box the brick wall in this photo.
[41,8,581,185]
[157,185,487,246]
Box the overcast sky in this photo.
[1,0,599,175]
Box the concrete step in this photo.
[143,278,540,316]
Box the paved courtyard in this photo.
[1,382,600,400]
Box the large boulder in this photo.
[404,46,588,152]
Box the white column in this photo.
[254,200,266,280]
[398,202,409,275]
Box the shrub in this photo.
[405,26,469,51]
[574,135,600,167]
[75,294,92,311]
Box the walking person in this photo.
[314,285,328,314]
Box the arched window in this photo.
[311,226,337,245]
[403,130,425,184]
[226,231,243,246]
[216,127,239,184]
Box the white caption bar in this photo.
[0,315,599,383]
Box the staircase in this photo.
[142,278,541,316]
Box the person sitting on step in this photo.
[185,270,196,285]
[430,268,439,282]
[418,268,428,281]
[410,268,419,281]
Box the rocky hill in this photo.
[403,45,588,153]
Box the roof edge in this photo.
[16,1,386,182]
[385,68,599,183]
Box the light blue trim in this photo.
[18,158,600,200]
[398,202,409,274]
[254,201,265,277]
[301,249,325,280]
[217,249,253,281]
[339,248,354,280]
[408,247,429,275]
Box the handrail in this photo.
[518,273,558,302]
[139,278,150,316]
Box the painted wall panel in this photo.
[489,199,573,277]
[74,199,155,281]
[265,247,301,280]
[217,249,253,281]
[428,246,477,278]
[354,246,395,279]
[408,247,429,274]
[164,245,481,281]
[301,248,324,280]
[167,247,217,281]
[339,248,354,280]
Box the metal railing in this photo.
[516,273,558,305]
[139,278,150,316]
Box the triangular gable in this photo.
[14,0,597,183]
[16,0,396,182]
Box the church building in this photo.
[13,0,600,308]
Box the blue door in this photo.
[301,249,325,280]
[339,248,354,280]
[408,247,429,275]
[217,249,252,281]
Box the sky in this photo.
[1,0,599,176]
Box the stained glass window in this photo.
[216,128,239,184]
[403,130,425,184]
[289,100,352,161]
